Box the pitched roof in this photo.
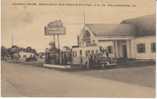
[85,24,136,37]
[84,15,155,38]
[121,15,155,37]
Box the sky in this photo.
[2,0,155,52]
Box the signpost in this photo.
[44,20,65,64]
[44,20,65,35]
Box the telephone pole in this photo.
[83,10,86,25]
[11,32,14,46]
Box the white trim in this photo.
[43,64,71,69]
[97,37,133,41]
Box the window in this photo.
[99,46,104,53]
[91,50,94,54]
[73,51,77,57]
[92,40,96,45]
[80,50,82,56]
[83,31,91,46]
[151,42,156,53]
[85,50,88,57]
[137,43,145,53]
[73,52,75,57]
[88,50,90,54]
[75,52,77,57]
[85,50,90,57]
[107,46,113,53]
[95,50,98,54]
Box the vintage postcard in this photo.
[1,0,156,97]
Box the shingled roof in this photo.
[85,24,136,37]
[121,15,155,37]
[84,15,155,38]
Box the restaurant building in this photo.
[72,15,155,65]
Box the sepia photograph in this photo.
[1,0,156,98]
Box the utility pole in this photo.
[57,34,61,64]
[83,10,86,25]
[11,32,14,46]
[57,35,60,50]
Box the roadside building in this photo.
[72,15,155,65]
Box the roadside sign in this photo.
[44,20,65,35]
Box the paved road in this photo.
[66,65,155,88]
[1,62,155,97]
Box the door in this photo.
[122,45,127,58]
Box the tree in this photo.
[26,46,32,52]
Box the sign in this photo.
[44,20,65,35]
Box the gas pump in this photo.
[45,41,59,64]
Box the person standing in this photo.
[45,48,49,64]
[85,54,90,69]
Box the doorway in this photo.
[122,45,127,58]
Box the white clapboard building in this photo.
[72,15,155,65]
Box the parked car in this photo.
[97,53,117,67]
[19,51,35,62]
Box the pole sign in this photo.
[44,20,65,35]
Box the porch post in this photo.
[113,40,119,58]
[113,41,116,58]
[126,40,131,59]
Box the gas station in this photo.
[44,20,68,65]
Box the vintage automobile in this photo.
[97,53,117,67]
[19,51,36,62]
